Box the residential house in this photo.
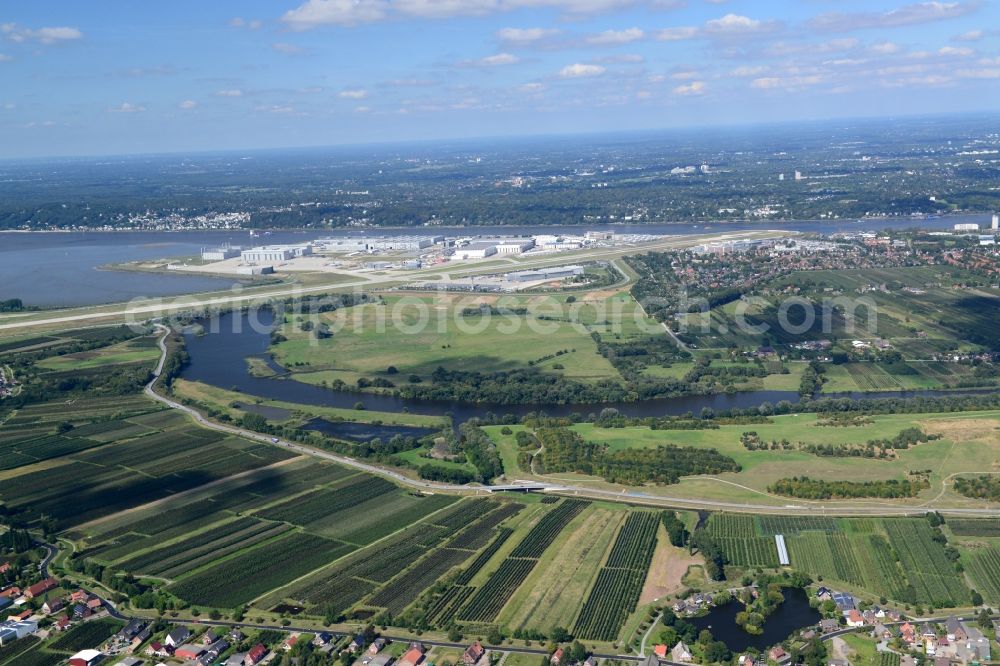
[118,620,147,641]
[368,655,393,666]
[145,642,171,659]
[463,641,485,666]
[0,587,20,600]
[872,623,896,641]
[229,628,246,643]
[550,648,564,665]
[900,622,916,645]
[284,635,299,652]
[652,645,668,659]
[368,638,386,655]
[815,586,832,601]
[670,641,693,663]
[349,634,367,652]
[56,617,71,632]
[845,610,865,628]
[165,627,192,648]
[42,600,65,615]
[72,604,91,620]
[201,630,218,646]
[69,590,89,604]
[245,644,267,666]
[198,639,230,666]
[583,656,597,666]
[832,592,856,611]
[398,647,425,666]
[86,598,102,612]
[24,578,57,600]
[819,619,839,633]
[945,617,967,642]
[767,646,789,664]
[314,633,333,647]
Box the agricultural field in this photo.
[33,335,160,371]
[573,511,660,641]
[706,514,970,607]
[487,410,1000,508]
[963,547,1000,604]
[269,292,633,388]
[0,408,295,529]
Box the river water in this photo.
[1,214,986,307]
[180,310,992,424]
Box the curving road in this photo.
[145,326,1000,517]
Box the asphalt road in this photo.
[143,325,1000,517]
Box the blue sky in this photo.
[1,0,998,157]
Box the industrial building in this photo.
[200,246,241,261]
[0,620,38,646]
[495,239,535,255]
[240,244,313,263]
[505,265,584,282]
[452,242,498,260]
[993,213,999,230]
[954,223,980,233]
[317,235,443,252]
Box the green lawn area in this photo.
[488,411,1000,505]
[272,292,635,386]
[394,447,476,473]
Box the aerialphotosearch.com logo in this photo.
[125,282,879,341]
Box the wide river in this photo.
[0,215,987,307]
[180,310,992,426]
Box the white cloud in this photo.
[283,0,652,29]
[956,67,1000,78]
[179,100,197,110]
[954,29,983,41]
[729,65,767,77]
[518,82,545,92]
[109,102,146,114]
[497,27,559,43]
[673,80,706,95]
[654,26,699,41]
[0,53,11,62]
[477,52,520,66]
[229,17,263,29]
[272,42,305,54]
[216,89,244,97]
[810,2,980,33]
[939,45,973,56]
[558,63,606,78]
[670,70,700,80]
[1,24,83,44]
[355,105,371,112]
[870,41,902,54]
[751,75,822,90]
[339,88,369,99]
[704,13,779,36]
[283,0,389,28]
[585,27,644,45]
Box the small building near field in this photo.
[24,578,57,599]
[69,649,105,666]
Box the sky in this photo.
[1,0,999,158]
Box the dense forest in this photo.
[769,476,929,499]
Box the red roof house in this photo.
[245,643,268,666]
[24,578,57,599]
[399,647,425,666]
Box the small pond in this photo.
[687,587,820,653]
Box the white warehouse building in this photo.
[241,244,313,263]
[201,246,241,261]
[452,242,497,260]
[495,239,535,255]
